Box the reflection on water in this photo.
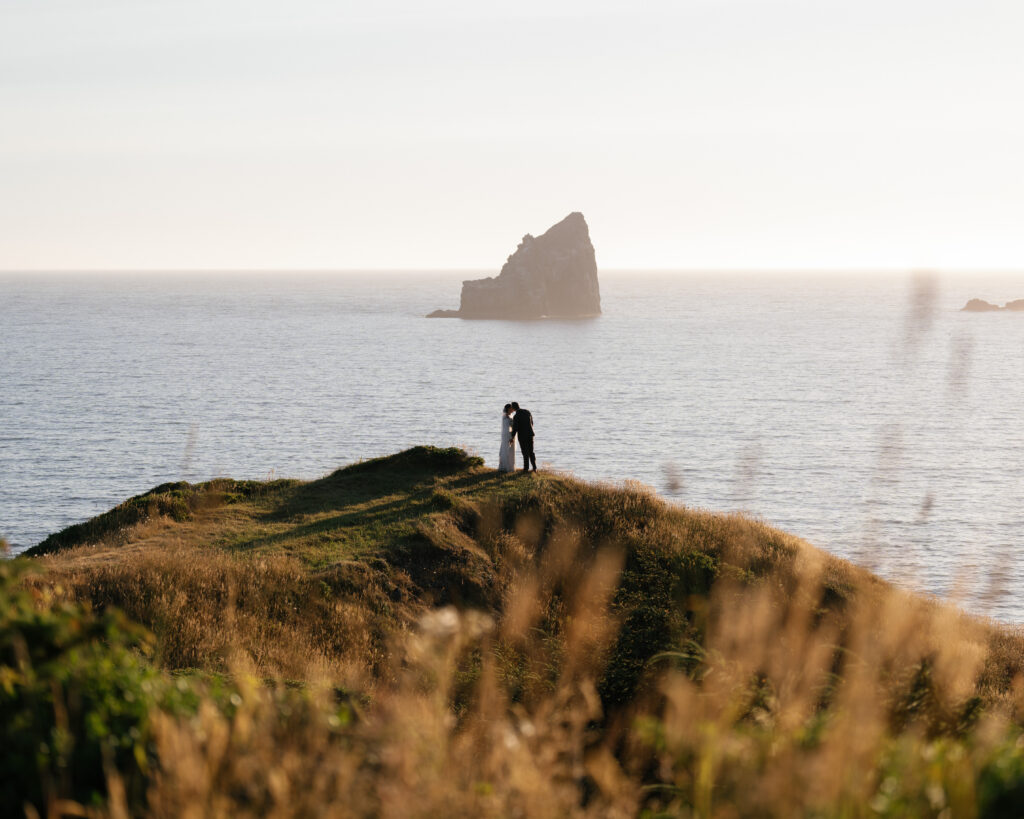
[1,271,1023,620]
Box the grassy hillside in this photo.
[8,446,1024,817]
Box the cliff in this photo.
[15,448,1024,816]
[428,212,601,319]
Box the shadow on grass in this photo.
[225,447,509,554]
[268,446,486,520]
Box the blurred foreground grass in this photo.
[6,446,1024,817]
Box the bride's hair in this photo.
[503,403,512,414]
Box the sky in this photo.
[2,0,1024,271]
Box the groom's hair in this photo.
[511,402,519,410]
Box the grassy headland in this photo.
[7,446,1024,816]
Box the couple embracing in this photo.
[499,402,537,474]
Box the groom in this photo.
[510,402,537,472]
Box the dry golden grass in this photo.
[17,447,1024,816]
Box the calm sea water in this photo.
[2,271,1023,620]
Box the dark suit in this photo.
[511,409,536,471]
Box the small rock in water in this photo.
[961,298,1002,311]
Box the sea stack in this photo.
[428,212,601,319]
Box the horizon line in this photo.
[4,267,1024,276]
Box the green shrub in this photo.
[0,560,195,812]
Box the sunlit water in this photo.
[2,271,1023,620]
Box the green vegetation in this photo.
[9,446,1024,816]
[0,560,192,811]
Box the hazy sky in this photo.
[3,0,1024,270]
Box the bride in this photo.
[498,403,516,473]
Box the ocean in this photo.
[2,271,1023,620]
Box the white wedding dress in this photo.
[498,413,516,472]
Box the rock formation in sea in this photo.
[962,298,1001,311]
[961,298,1024,311]
[428,212,601,319]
